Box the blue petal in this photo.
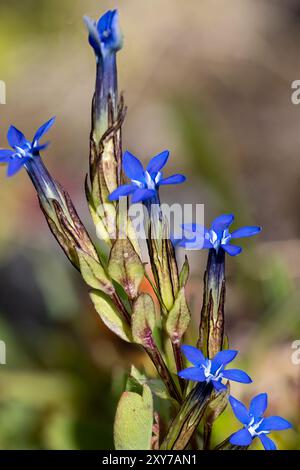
[222,244,242,256]
[158,174,186,185]
[131,188,156,203]
[211,350,238,372]
[259,434,277,451]
[231,226,262,239]
[33,117,55,144]
[83,16,101,55]
[7,157,27,177]
[212,380,227,392]
[222,369,252,384]
[176,237,206,250]
[108,184,137,201]
[97,9,122,51]
[33,142,50,153]
[123,151,145,181]
[211,214,234,233]
[249,393,268,419]
[230,428,253,446]
[258,416,292,432]
[229,396,250,425]
[178,367,206,382]
[7,126,27,148]
[181,223,207,235]
[0,149,14,160]
[146,150,169,174]
[181,345,206,366]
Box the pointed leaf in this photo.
[165,288,190,344]
[132,294,156,347]
[109,239,144,299]
[114,385,153,450]
[77,249,114,295]
[90,290,132,342]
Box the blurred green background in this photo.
[0,0,299,449]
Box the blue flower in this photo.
[229,394,292,450]
[109,150,186,203]
[84,10,122,58]
[0,118,55,177]
[178,214,261,256]
[178,345,252,392]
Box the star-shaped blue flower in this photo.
[178,345,252,391]
[84,9,122,58]
[229,394,292,450]
[0,118,55,177]
[109,150,186,203]
[178,214,261,256]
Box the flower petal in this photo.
[97,9,122,51]
[230,428,253,446]
[7,126,27,148]
[222,369,252,384]
[211,214,234,233]
[249,393,268,419]
[84,15,101,55]
[259,434,277,451]
[158,174,186,185]
[211,350,238,372]
[176,237,206,250]
[123,151,145,181]
[146,150,169,174]
[178,367,205,382]
[181,345,206,366]
[108,184,137,201]
[7,157,26,177]
[0,149,14,162]
[131,188,156,203]
[222,244,242,256]
[33,117,55,143]
[229,396,250,425]
[258,416,292,432]
[212,380,227,392]
[231,226,262,239]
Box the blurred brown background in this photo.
[0,0,299,449]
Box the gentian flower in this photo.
[84,10,122,139]
[0,119,61,202]
[108,150,186,203]
[179,214,261,256]
[229,394,292,450]
[178,345,252,392]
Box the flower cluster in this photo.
[178,344,292,450]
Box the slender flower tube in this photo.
[0,120,98,268]
[229,394,292,450]
[179,214,261,357]
[84,10,122,141]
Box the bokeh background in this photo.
[0,0,299,449]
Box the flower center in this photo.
[247,417,268,437]
[202,360,224,383]
[207,228,231,250]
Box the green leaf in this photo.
[179,256,189,288]
[114,385,153,450]
[108,239,144,299]
[90,290,132,342]
[77,249,114,296]
[165,288,190,343]
[132,294,156,347]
